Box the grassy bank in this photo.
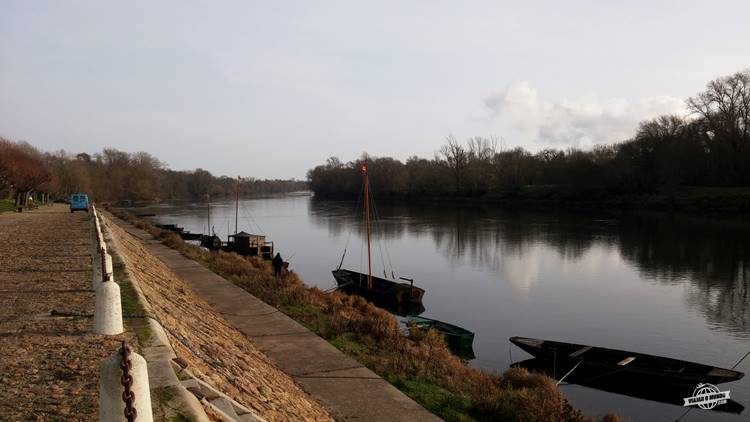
[481,185,750,212]
[0,199,15,213]
[108,207,622,422]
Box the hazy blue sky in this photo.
[1,1,748,179]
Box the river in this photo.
[133,192,750,422]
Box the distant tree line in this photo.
[0,143,307,206]
[308,70,750,200]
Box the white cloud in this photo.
[483,81,686,148]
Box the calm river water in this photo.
[137,193,750,422]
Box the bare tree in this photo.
[439,135,468,194]
[687,70,750,141]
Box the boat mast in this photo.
[363,159,372,289]
[207,193,211,235]
[235,176,239,234]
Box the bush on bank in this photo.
[108,207,622,422]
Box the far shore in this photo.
[312,185,750,214]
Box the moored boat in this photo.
[332,269,424,306]
[179,231,203,241]
[406,315,474,350]
[510,336,744,386]
[197,179,275,258]
[332,158,426,307]
[514,358,745,414]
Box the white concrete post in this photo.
[93,278,123,335]
[99,343,153,422]
[104,252,113,277]
[90,220,97,252]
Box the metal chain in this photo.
[100,248,109,282]
[94,216,110,282]
[119,341,137,421]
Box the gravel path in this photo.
[0,205,133,421]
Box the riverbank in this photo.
[105,210,440,421]
[0,198,15,213]
[315,185,750,213]
[101,211,334,421]
[109,206,623,422]
[483,185,750,213]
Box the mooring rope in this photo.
[556,359,583,386]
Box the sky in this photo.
[1,1,748,179]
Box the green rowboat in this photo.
[406,316,475,350]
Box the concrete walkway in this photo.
[108,214,442,422]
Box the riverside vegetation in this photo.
[0,139,306,207]
[109,207,622,422]
[308,69,750,212]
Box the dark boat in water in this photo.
[156,223,205,241]
[197,181,274,259]
[332,269,425,307]
[406,315,475,350]
[156,223,181,231]
[179,231,203,241]
[332,159,425,307]
[514,358,744,414]
[510,336,744,386]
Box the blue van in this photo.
[69,193,89,213]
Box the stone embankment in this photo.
[105,212,442,422]
[102,212,334,421]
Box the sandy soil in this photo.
[0,205,135,421]
[104,213,333,422]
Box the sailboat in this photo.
[332,159,426,307]
[200,194,222,250]
[199,179,274,258]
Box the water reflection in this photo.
[616,214,750,337]
[309,199,750,338]
[145,195,750,421]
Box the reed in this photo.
[109,207,621,422]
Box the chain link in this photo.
[93,216,110,282]
[119,341,137,421]
[100,247,109,282]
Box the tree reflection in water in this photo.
[309,198,750,337]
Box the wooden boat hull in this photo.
[514,358,744,414]
[332,269,425,306]
[179,232,203,241]
[406,316,475,350]
[510,336,744,386]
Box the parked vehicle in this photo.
[69,193,89,213]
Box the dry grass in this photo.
[109,207,621,422]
